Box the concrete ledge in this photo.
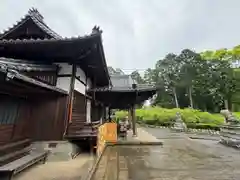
[106,141,163,146]
[189,136,219,141]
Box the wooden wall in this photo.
[0,94,67,143]
[30,95,67,141]
[0,95,31,144]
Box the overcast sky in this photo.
[1,0,240,74]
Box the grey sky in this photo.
[1,0,240,74]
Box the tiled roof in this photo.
[89,85,156,92]
[0,65,67,94]
[110,75,136,88]
[0,32,100,44]
[89,75,156,92]
[0,8,62,39]
[0,57,58,72]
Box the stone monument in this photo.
[172,112,187,132]
[220,109,240,149]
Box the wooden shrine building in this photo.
[0,8,156,174]
[0,8,111,168]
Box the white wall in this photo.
[74,67,92,95]
[86,78,92,90]
[54,63,92,95]
[57,63,72,74]
[76,67,86,84]
[86,99,91,123]
[55,63,72,93]
[74,80,85,95]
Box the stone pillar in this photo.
[220,109,240,148]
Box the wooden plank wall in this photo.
[30,95,67,141]
[0,95,31,144]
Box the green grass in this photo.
[115,107,231,130]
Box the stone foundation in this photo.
[30,141,81,162]
[220,125,240,149]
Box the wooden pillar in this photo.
[68,63,77,123]
[108,107,111,121]
[131,104,137,136]
[63,63,76,136]
[128,108,132,129]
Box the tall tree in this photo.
[158,53,181,108]
[177,49,202,108]
[131,71,145,84]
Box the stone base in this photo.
[171,128,185,132]
[219,125,240,149]
[219,138,240,149]
[30,141,80,162]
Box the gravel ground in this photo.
[90,128,240,180]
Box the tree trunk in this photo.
[188,86,193,108]
[173,87,179,108]
[224,99,229,110]
[232,103,235,112]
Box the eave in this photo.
[0,32,110,87]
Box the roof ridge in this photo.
[0,32,101,44]
[0,7,62,40]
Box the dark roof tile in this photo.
[89,75,156,92]
[0,8,62,40]
[0,33,101,44]
[0,66,67,94]
[0,57,58,72]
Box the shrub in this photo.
[114,107,228,130]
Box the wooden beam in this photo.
[67,63,77,123]
[58,74,72,77]
[75,75,86,86]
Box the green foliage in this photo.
[140,47,240,112]
[115,107,225,130]
[131,70,145,84]
[115,110,128,119]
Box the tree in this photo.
[157,53,181,108]
[108,67,125,75]
[131,71,145,84]
[177,49,201,108]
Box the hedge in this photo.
[114,107,239,130]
